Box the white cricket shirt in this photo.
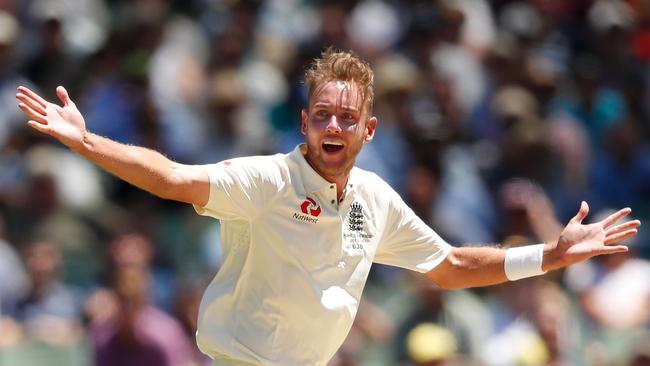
[193,144,451,366]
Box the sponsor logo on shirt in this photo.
[300,196,321,217]
[293,196,320,224]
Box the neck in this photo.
[328,174,349,201]
[303,153,350,200]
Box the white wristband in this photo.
[504,244,547,281]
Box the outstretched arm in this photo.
[427,202,640,289]
[16,86,209,206]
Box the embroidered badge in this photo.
[348,202,364,231]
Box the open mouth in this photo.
[322,141,344,153]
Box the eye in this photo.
[316,110,330,118]
[341,113,356,122]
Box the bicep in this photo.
[374,185,451,272]
[189,158,284,220]
[166,163,210,206]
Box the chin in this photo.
[324,160,352,175]
[311,155,339,172]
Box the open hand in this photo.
[16,86,87,150]
[543,201,641,271]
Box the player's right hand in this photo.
[16,85,87,150]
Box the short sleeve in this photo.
[193,156,282,221]
[374,188,452,273]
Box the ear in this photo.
[301,109,308,135]
[364,116,378,142]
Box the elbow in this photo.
[155,173,185,202]
[433,277,464,291]
[431,279,459,290]
[156,184,178,201]
[426,250,464,290]
[158,182,192,203]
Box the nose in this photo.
[326,115,342,133]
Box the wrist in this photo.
[71,130,92,154]
[541,241,558,272]
[504,244,547,281]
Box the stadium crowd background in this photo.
[1,0,650,365]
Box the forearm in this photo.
[427,244,553,289]
[426,202,640,290]
[427,246,508,289]
[74,132,189,201]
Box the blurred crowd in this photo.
[1,0,650,365]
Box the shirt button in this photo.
[330,185,335,189]
[331,200,335,204]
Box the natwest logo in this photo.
[300,196,321,217]
[293,196,321,224]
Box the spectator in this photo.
[90,266,195,366]
[0,212,28,314]
[11,240,84,341]
[2,1,650,365]
[405,322,458,366]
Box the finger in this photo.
[595,245,628,256]
[571,201,589,224]
[16,93,47,116]
[605,229,638,245]
[27,120,51,134]
[600,207,632,228]
[18,103,47,124]
[606,220,641,236]
[17,86,48,108]
[56,86,74,107]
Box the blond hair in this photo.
[305,47,374,113]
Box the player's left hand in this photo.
[542,201,641,271]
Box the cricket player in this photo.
[16,49,640,366]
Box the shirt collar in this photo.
[289,144,360,193]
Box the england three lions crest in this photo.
[344,201,374,251]
[348,202,364,231]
